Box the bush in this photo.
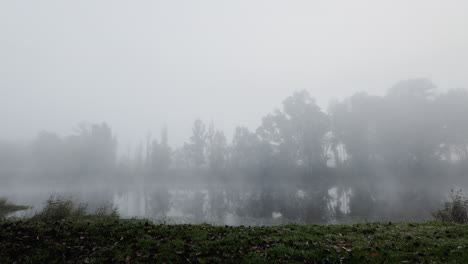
[93,202,119,219]
[0,198,30,218]
[32,195,87,222]
[32,195,119,222]
[433,189,468,224]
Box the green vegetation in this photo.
[0,219,467,263]
[1,194,467,263]
[0,198,29,218]
[31,195,119,222]
[433,189,468,224]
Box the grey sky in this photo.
[1,0,468,150]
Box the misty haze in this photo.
[2,78,468,225]
[3,2,468,263]
[1,1,468,226]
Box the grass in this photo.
[0,219,467,263]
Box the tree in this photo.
[147,127,172,175]
[437,89,468,162]
[378,79,441,166]
[328,93,382,166]
[31,131,65,181]
[257,90,329,171]
[188,119,207,168]
[206,127,227,171]
[66,123,117,181]
[31,123,117,183]
[172,144,192,169]
[386,78,436,99]
[231,127,259,169]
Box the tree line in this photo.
[1,78,467,222]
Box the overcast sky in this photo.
[1,0,468,150]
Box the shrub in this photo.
[93,202,119,219]
[0,198,30,218]
[32,195,87,222]
[32,195,119,222]
[433,189,468,224]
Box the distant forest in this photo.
[1,78,468,223]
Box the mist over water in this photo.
[1,1,468,225]
[2,80,468,225]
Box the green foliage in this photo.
[0,198,29,218]
[32,195,87,222]
[31,195,119,222]
[433,189,468,224]
[0,220,467,263]
[93,202,120,219]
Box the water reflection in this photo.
[2,183,436,225]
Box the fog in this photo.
[1,1,468,224]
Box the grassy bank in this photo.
[0,219,467,263]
